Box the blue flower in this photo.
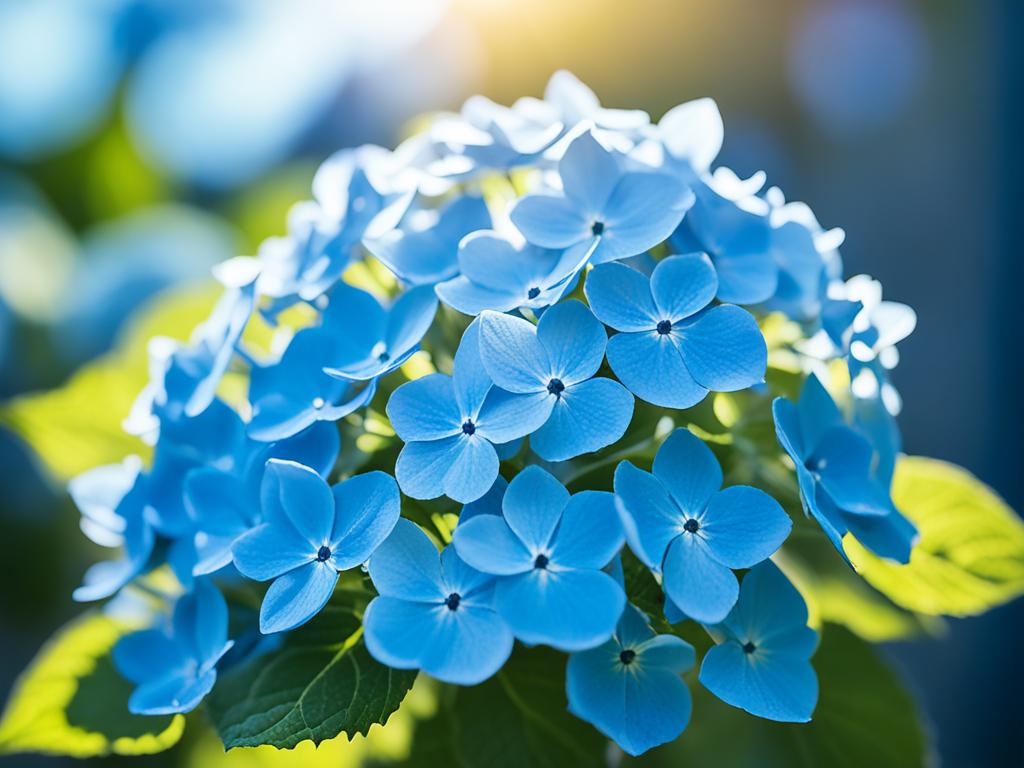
[184,421,340,576]
[773,374,916,563]
[656,97,724,182]
[435,232,580,316]
[452,466,626,651]
[232,459,400,633]
[113,579,234,715]
[698,561,818,722]
[388,320,545,503]
[614,429,791,624]
[364,518,514,685]
[584,254,766,409]
[510,131,693,267]
[566,604,695,756]
[247,304,378,442]
[478,300,634,462]
[322,283,437,381]
[365,195,491,286]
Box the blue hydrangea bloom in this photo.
[567,604,695,756]
[247,306,378,442]
[232,460,400,633]
[698,561,818,722]
[585,254,766,409]
[510,131,693,267]
[364,518,514,685]
[452,466,626,651]
[113,579,234,715]
[478,300,634,462]
[773,374,916,563]
[388,320,544,503]
[184,421,340,576]
[614,429,791,624]
[435,232,580,316]
[366,195,491,286]
[321,283,437,381]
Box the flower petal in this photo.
[677,305,766,392]
[259,561,339,634]
[530,378,634,462]
[330,471,401,568]
[549,491,623,569]
[699,642,817,722]
[478,311,549,393]
[661,534,738,624]
[368,518,445,601]
[797,374,844,452]
[266,459,335,546]
[606,332,708,410]
[535,300,607,386]
[559,130,621,213]
[435,276,518,316]
[443,435,500,504]
[596,173,692,263]
[510,194,591,249]
[387,374,461,442]
[453,514,534,575]
[385,285,438,358]
[231,522,314,581]
[650,253,717,322]
[814,426,892,516]
[452,319,493,417]
[702,486,791,568]
[475,388,553,444]
[651,428,722,517]
[502,465,569,552]
[613,461,683,570]
[584,262,659,332]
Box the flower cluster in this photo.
[68,71,917,756]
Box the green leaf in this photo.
[0,283,221,482]
[0,612,184,758]
[449,646,606,768]
[846,456,1024,616]
[206,603,417,750]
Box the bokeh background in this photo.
[0,0,1020,765]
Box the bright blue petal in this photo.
[259,561,339,634]
[395,434,499,504]
[606,332,707,409]
[452,514,534,575]
[502,465,569,552]
[814,426,892,516]
[549,491,623,569]
[535,300,607,386]
[638,634,697,673]
[712,249,778,305]
[702,486,791,568]
[596,173,692,263]
[368,518,445,601]
[844,508,916,564]
[772,396,807,462]
[114,630,187,685]
[478,310,549,393]
[329,471,400,569]
[661,534,738,624]
[559,130,621,212]
[530,378,633,462]
[385,285,438,358]
[270,422,341,478]
[231,522,313,581]
[320,283,387,364]
[584,262,659,332]
[650,253,717,322]
[475,387,553,444]
[460,475,507,522]
[173,579,229,665]
[719,562,815,652]
[443,436,501,504]
[613,461,683,570]
[797,375,843,452]
[677,305,766,391]
[128,669,217,716]
[651,429,722,517]
[510,194,591,249]
[699,641,817,722]
[495,568,625,651]
[266,460,334,546]
[387,374,461,441]
[452,319,493,417]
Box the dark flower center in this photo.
[534,554,549,569]
[546,378,565,397]
[527,286,541,300]
[656,319,672,335]
[619,649,636,665]
[683,518,700,534]
[316,545,332,562]
[591,221,605,236]
[445,592,461,611]
[462,420,476,435]
[743,641,757,654]
[377,350,390,362]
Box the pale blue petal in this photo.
[699,642,817,722]
[368,518,445,602]
[549,491,623,569]
[436,276,518,316]
[702,486,791,568]
[443,435,501,504]
[584,262,659,332]
[475,388,554,444]
[395,435,498,503]
[535,300,607,386]
[595,173,692,263]
[231,523,313,581]
[649,253,717,322]
[651,429,722,517]
[613,461,683,570]
[607,331,708,410]
[270,422,341,478]
[330,471,401,568]
[452,515,534,575]
[677,305,766,391]
[259,561,339,634]
[712,249,778,305]
[478,311,549,393]
[266,460,335,546]
[661,534,738,624]
[559,131,621,212]
[452,319,493,417]
[495,568,626,651]
[530,378,633,462]
[502,465,569,552]
[320,284,387,364]
[510,194,591,249]
[458,232,554,291]
[386,374,461,441]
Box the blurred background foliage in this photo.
[0,0,1020,765]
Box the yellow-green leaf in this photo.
[846,456,1024,617]
[0,283,220,482]
[0,612,184,758]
